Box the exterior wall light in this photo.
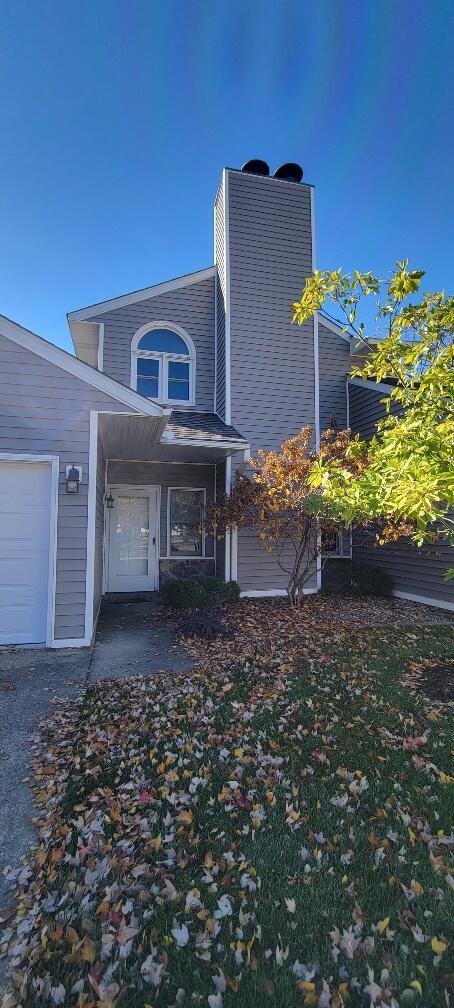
[105,492,115,509]
[65,464,81,494]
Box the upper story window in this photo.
[131,323,195,405]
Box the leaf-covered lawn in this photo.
[1,605,454,1008]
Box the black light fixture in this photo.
[66,464,80,494]
[105,492,114,509]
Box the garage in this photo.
[0,460,56,646]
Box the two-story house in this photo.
[0,160,452,648]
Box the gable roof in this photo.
[162,411,248,447]
[0,313,170,419]
[67,267,216,323]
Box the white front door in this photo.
[107,488,159,592]
[0,461,52,645]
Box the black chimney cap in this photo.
[241,159,270,176]
[273,162,303,183]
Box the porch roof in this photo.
[99,410,249,464]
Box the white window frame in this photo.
[166,486,206,559]
[322,526,352,559]
[131,321,196,406]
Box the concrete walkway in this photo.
[0,600,192,931]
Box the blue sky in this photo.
[1,0,453,353]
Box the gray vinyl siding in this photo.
[348,382,390,440]
[227,171,315,451]
[349,381,454,609]
[0,333,133,640]
[94,435,106,623]
[224,170,316,592]
[318,323,350,431]
[89,277,216,412]
[106,461,215,560]
[214,182,226,418]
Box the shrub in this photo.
[351,561,394,597]
[160,575,240,610]
[180,605,225,639]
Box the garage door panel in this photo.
[0,462,53,645]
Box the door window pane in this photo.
[116,496,149,575]
[169,489,203,556]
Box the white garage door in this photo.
[0,461,53,645]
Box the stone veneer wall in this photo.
[159,559,216,583]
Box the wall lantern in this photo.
[65,464,81,494]
[105,492,115,509]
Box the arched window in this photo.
[132,324,195,405]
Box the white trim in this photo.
[314,313,320,449]
[160,435,248,451]
[0,313,168,419]
[318,314,351,344]
[67,267,216,321]
[84,411,98,645]
[107,457,218,466]
[230,527,238,581]
[311,188,321,594]
[50,637,90,649]
[223,170,231,424]
[0,452,59,647]
[213,199,218,413]
[348,377,394,394]
[310,189,320,450]
[97,323,104,371]
[346,375,350,428]
[240,589,288,598]
[392,589,454,613]
[131,321,196,407]
[166,486,206,560]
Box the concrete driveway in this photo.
[0,600,192,927]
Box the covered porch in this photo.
[96,410,249,600]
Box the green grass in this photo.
[2,622,454,1008]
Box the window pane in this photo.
[137,357,159,377]
[138,329,189,354]
[168,379,190,401]
[168,360,189,380]
[116,497,149,575]
[137,376,159,399]
[169,490,203,556]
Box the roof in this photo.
[0,312,169,420]
[161,411,248,448]
[67,267,215,324]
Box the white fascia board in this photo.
[318,314,352,344]
[160,435,249,451]
[348,376,394,394]
[0,313,170,418]
[392,589,454,613]
[67,267,216,321]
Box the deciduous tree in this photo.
[292,262,454,578]
[207,426,368,605]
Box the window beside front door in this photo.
[168,488,205,557]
